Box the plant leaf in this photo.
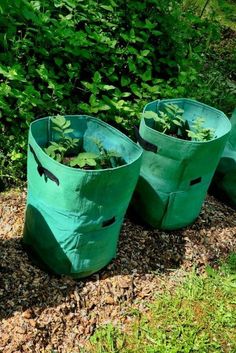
[52,115,66,127]
[142,111,159,120]
[53,126,63,132]
[63,120,71,129]
[70,152,98,168]
[64,128,73,134]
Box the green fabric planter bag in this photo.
[132,98,231,230]
[23,115,142,278]
[210,109,236,208]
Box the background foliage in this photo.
[0,0,235,189]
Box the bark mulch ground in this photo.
[0,189,235,352]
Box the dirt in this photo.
[0,189,235,352]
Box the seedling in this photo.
[92,138,125,169]
[142,103,216,142]
[187,117,215,141]
[44,115,79,162]
[44,116,125,169]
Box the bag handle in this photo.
[134,126,158,153]
[29,145,60,186]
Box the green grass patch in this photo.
[183,0,236,30]
[85,254,236,353]
[217,0,236,29]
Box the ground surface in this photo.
[0,189,235,353]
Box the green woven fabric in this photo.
[210,109,236,208]
[132,99,231,230]
[23,115,142,278]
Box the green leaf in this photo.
[100,5,114,11]
[22,5,40,23]
[93,71,101,83]
[11,152,24,161]
[53,126,63,133]
[97,104,111,111]
[142,111,159,120]
[128,59,136,72]
[44,146,56,158]
[173,119,182,126]
[52,115,67,128]
[102,85,116,91]
[54,57,63,66]
[121,76,131,87]
[115,116,123,123]
[64,128,73,134]
[46,145,57,153]
[63,120,71,129]
[49,141,59,147]
[121,92,131,97]
[130,84,142,98]
[70,152,99,168]
[51,152,61,163]
[141,49,150,56]
[141,69,152,82]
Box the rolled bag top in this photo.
[139,98,231,193]
[28,115,143,214]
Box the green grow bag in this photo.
[23,115,142,278]
[132,98,231,230]
[210,109,236,208]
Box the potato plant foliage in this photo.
[143,103,216,141]
[44,116,124,169]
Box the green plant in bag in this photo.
[69,152,98,168]
[44,115,79,163]
[164,103,190,139]
[92,138,125,169]
[142,103,190,139]
[142,103,215,141]
[187,117,216,141]
[44,116,125,169]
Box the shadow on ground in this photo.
[1,193,236,323]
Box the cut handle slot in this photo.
[190,177,202,186]
[29,145,60,186]
[134,126,158,153]
[102,217,116,227]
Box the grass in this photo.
[182,0,236,30]
[217,0,236,30]
[84,254,236,353]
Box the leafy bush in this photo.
[180,2,236,115]
[0,0,229,188]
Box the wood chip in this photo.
[0,189,235,352]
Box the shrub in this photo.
[0,0,227,188]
